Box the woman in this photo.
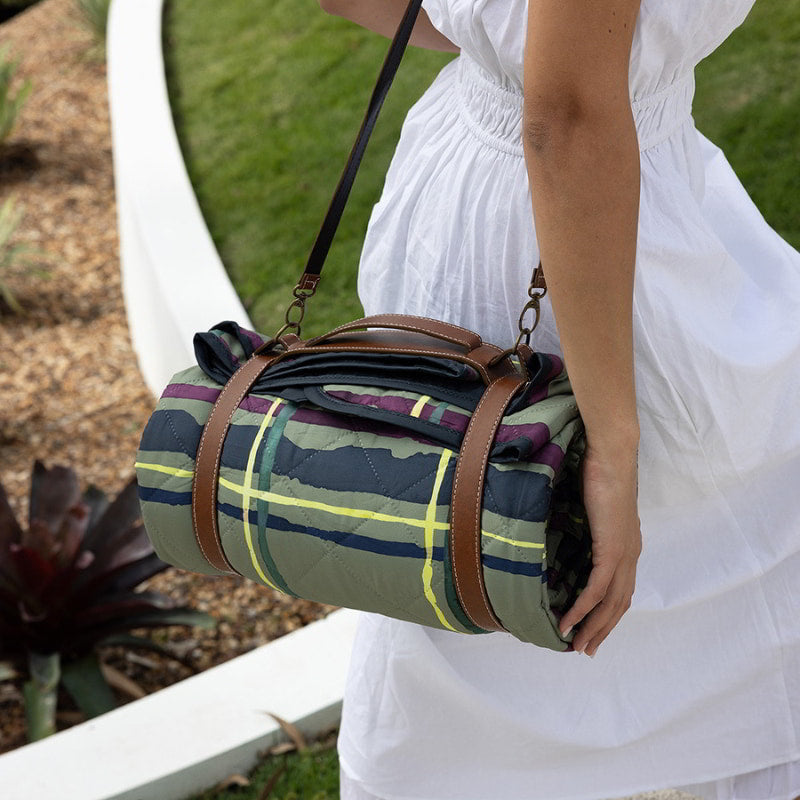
[318,1,800,798]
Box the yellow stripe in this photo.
[410,394,430,418]
[481,530,545,550]
[241,398,283,591]
[218,475,452,530]
[134,461,194,478]
[135,461,543,552]
[421,449,458,632]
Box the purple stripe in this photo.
[241,328,265,350]
[162,383,220,403]
[528,442,565,472]
[162,384,566,469]
[161,383,279,415]
[326,389,470,433]
[326,389,417,415]
[494,421,551,449]
[525,384,552,406]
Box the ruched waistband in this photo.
[456,56,695,155]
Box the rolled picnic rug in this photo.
[134,321,591,651]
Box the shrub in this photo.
[0,43,32,148]
[0,461,216,742]
[0,194,49,315]
[73,0,111,54]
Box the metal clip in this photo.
[515,263,548,346]
[268,273,321,342]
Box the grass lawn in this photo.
[692,1,800,246]
[164,1,799,339]
[186,736,340,800]
[162,0,453,337]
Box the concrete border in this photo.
[107,0,253,399]
[0,608,359,800]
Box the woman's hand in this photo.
[559,435,642,657]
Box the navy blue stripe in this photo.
[267,515,542,578]
[482,554,543,577]
[139,409,552,522]
[138,488,544,578]
[138,486,192,506]
[267,513,437,560]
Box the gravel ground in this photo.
[0,0,334,755]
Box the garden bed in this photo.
[0,0,334,755]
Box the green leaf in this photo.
[23,651,59,741]
[123,608,217,631]
[61,652,116,719]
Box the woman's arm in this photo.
[318,0,459,52]
[523,0,643,657]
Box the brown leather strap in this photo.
[192,352,282,573]
[450,373,526,632]
[305,314,483,350]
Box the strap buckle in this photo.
[488,262,547,375]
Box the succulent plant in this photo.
[0,460,215,742]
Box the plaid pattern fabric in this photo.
[135,322,591,651]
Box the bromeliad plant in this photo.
[0,460,216,742]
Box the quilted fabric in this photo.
[135,321,591,651]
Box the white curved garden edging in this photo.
[107,0,252,398]
[0,608,360,800]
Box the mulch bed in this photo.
[0,0,334,755]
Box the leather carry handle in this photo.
[304,313,483,350]
[285,326,517,385]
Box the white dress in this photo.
[337,1,800,798]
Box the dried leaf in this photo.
[55,710,85,724]
[215,774,250,790]
[268,741,296,756]
[0,661,18,681]
[264,712,308,752]
[99,662,146,699]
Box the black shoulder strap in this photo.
[299,0,423,289]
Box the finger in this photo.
[571,595,621,653]
[558,560,615,636]
[583,594,632,656]
[573,566,635,653]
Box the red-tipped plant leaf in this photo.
[28,461,81,536]
[0,480,23,551]
[72,521,153,591]
[81,484,109,533]
[74,553,168,600]
[20,519,57,560]
[7,544,58,599]
[54,503,90,570]
[80,477,141,555]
